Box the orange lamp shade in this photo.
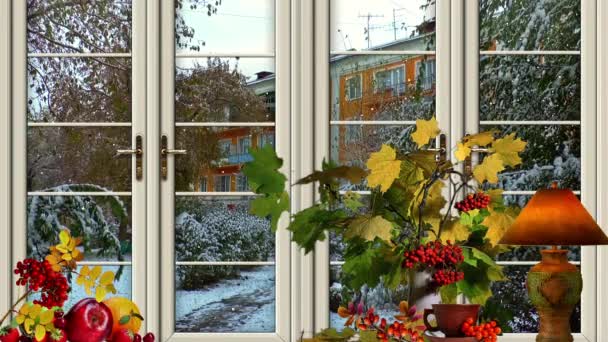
[498,188,608,246]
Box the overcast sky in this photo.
[176,0,431,80]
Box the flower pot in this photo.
[423,304,481,337]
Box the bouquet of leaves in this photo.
[244,117,526,340]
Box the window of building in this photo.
[199,177,208,192]
[344,74,362,101]
[374,66,405,95]
[213,175,231,192]
[236,174,248,192]
[237,136,252,155]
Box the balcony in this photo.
[226,153,253,164]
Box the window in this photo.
[374,66,405,95]
[199,177,208,192]
[238,136,252,155]
[258,133,275,148]
[1,0,607,340]
[316,0,602,340]
[213,175,231,192]
[236,174,248,192]
[345,74,362,100]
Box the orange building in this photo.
[197,72,276,192]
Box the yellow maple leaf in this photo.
[491,133,527,167]
[344,215,394,242]
[411,117,440,148]
[454,142,472,161]
[473,154,505,184]
[366,144,402,192]
[438,218,470,243]
[463,131,496,147]
[483,207,519,246]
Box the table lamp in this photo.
[498,182,608,342]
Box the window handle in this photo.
[427,133,447,162]
[161,135,187,180]
[116,134,143,180]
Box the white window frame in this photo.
[310,0,608,341]
[158,0,292,341]
[3,0,150,331]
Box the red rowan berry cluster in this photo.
[455,192,491,212]
[431,269,465,287]
[357,309,425,342]
[461,317,502,342]
[14,258,69,308]
[402,241,464,288]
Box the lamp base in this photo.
[527,249,582,342]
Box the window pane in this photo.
[331,124,415,167]
[331,54,435,121]
[480,55,580,121]
[489,266,580,333]
[28,58,131,122]
[27,0,132,53]
[175,266,275,332]
[175,58,275,122]
[480,0,580,51]
[175,0,274,54]
[27,195,132,262]
[175,127,274,192]
[480,125,580,191]
[330,0,435,51]
[28,127,132,192]
[175,197,275,262]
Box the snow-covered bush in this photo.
[175,198,274,289]
[27,184,127,261]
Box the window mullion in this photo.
[0,0,12,319]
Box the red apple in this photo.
[65,298,113,342]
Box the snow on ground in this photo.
[176,266,275,332]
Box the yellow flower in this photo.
[15,303,56,341]
[46,229,83,271]
[76,266,117,302]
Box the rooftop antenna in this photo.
[358,12,384,48]
[338,29,350,50]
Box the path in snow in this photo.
[175,266,276,332]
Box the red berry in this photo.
[143,333,155,342]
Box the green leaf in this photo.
[440,283,458,304]
[250,192,290,232]
[462,248,478,268]
[343,191,364,212]
[360,330,380,342]
[242,145,286,194]
[288,206,349,253]
[119,315,130,325]
[459,209,480,226]
[343,215,394,243]
[472,248,496,267]
[457,278,493,304]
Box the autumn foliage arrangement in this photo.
[244,117,526,341]
[0,230,154,342]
